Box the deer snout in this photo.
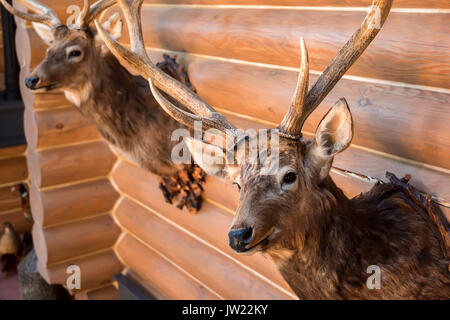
[228,227,253,252]
[25,76,40,90]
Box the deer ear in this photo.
[307,98,353,180]
[32,22,54,45]
[185,136,229,178]
[96,12,123,42]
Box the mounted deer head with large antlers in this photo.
[101,0,449,298]
[2,0,206,212]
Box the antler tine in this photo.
[0,0,61,28]
[76,0,117,28]
[278,37,309,139]
[75,0,90,27]
[148,79,235,133]
[95,0,238,134]
[280,0,393,138]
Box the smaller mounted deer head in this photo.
[0,0,122,99]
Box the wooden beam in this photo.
[38,250,122,293]
[116,234,221,300]
[33,214,121,266]
[30,178,120,227]
[27,141,116,188]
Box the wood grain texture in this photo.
[75,284,118,300]
[32,107,100,149]
[30,178,120,227]
[0,186,21,212]
[27,141,116,188]
[0,145,26,159]
[22,5,450,89]
[38,250,122,293]
[33,92,71,110]
[187,58,450,171]
[32,214,121,266]
[115,198,294,299]
[216,112,450,202]
[0,156,28,185]
[130,7,450,89]
[116,234,221,299]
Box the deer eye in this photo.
[68,50,82,59]
[282,172,297,185]
[232,182,241,191]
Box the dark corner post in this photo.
[1,0,20,100]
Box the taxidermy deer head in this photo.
[83,0,450,298]
[0,0,122,100]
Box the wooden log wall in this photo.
[0,145,29,234]
[14,1,121,299]
[16,0,449,299]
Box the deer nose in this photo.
[228,227,253,252]
[25,76,40,89]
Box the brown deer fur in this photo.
[187,125,449,299]
[29,25,184,177]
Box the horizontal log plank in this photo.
[116,234,221,299]
[27,141,116,188]
[21,6,450,89]
[129,7,450,89]
[116,198,294,299]
[0,145,26,158]
[32,106,100,149]
[33,214,121,266]
[33,92,71,110]
[0,156,28,185]
[30,178,120,227]
[75,284,118,300]
[187,58,450,171]
[38,250,122,293]
[0,186,21,212]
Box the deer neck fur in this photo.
[266,176,365,299]
[63,51,181,176]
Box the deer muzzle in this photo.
[228,227,254,253]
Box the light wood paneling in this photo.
[33,214,121,266]
[31,107,100,149]
[188,59,450,171]
[116,198,294,299]
[27,141,116,188]
[30,178,120,227]
[126,7,450,89]
[116,234,221,299]
[38,250,122,292]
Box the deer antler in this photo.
[278,0,393,139]
[76,0,117,28]
[94,0,238,135]
[0,0,61,28]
